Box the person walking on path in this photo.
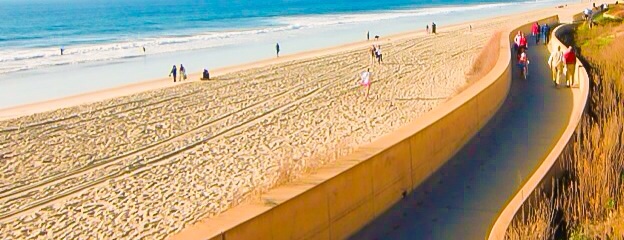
[518,47,529,79]
[359,68,372,99]
[169,65,177,82]
[275,43,280,57]
[541,23,550,44]
[531,22,540,44]
[548,46,564,87]
[179,64,186,82]
[519,32,528,49]
[513,31,522,51]
[563,46,577,87]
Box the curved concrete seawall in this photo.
[170,14,578,240]
[170,21,516,240]
[487,23,590,240]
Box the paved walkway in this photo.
[352,38,573,239]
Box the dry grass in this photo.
[605,4,624,19]
[506,17,624,239]
[506,189,557,240]
[455,31,502,95]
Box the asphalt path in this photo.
[352,38,573,240]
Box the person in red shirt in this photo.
[531,22,540,44]
[519,32,528,49]
[563,46,577,87]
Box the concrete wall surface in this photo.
[169,16,573,240]
[487,22,590,240]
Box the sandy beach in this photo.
[0,5,574,239]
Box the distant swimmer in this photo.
[169,65,177,82]
[276,43,280,57]
[359,68,372,99]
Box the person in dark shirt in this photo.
[276,43,280,57]
[541,23,550,44]
[202,68,210,80]
[169,65,177,82]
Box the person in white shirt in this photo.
[513,31,522,51]
[360,68,372,99]
[548,46,564,87]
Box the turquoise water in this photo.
[0,0,558,75]
[1,0,531,49]
[0,0,572,109]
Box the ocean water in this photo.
[0,0,573,109]
[1,0,560,75]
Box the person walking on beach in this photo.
[426,24,429,34]
[169,65,177,82]
[60,46,65,56]
[179,64,186,82]
[367,31,370,41]
[563,46,576,87]
[431,22,437,34]
[276,43,280,57]
[541,23,550,44]
[359,68,372,99]
[548,46,564,87]
[531,22,540,44]
[375,45,383,64]
[370,45,377,64]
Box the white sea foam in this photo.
[0,0,561,75]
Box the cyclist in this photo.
[518,47,529,79]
